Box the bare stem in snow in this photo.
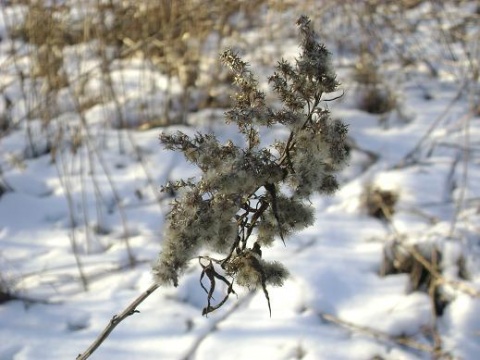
[319,312,439,355]
[76,283,160,360]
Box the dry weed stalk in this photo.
[318,312,445,357]
[152,15,348,315]
[77,16,349,359]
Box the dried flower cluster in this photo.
[152,16,349,315]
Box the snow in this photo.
[1,2,480,360]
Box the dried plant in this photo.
[381,241,451,316]
[152,16,349,316]
[361,184,399,220]
[77,16,349,359]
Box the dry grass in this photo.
[0,0,287,293]
[361,185,399,220]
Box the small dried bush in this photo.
[356,85,397,115]
[153,16,349,315]
[0,181,9,199]
[16,2,68,46]
[361,185,399,220]
[0,286,14,304]
[381,241,451,315]
[352,54,397,115]
[11,2,69,91]
[352,54,381,86]
[345,46,398,116]
[0,271,15,304]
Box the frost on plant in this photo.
[152,16,349,315]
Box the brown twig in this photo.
[319,312,436,354]
[394,85,464,169]
[405,244,480,298]
[76,283,160,360]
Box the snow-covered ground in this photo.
[0,2,479,359]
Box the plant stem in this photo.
[76,283,160,360]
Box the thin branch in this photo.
[448,111,472,237]
[54,153,89,291]
[321,89,344,102]
[319,312,437,355]
[394,85,464,168]
[76,283,160,360]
